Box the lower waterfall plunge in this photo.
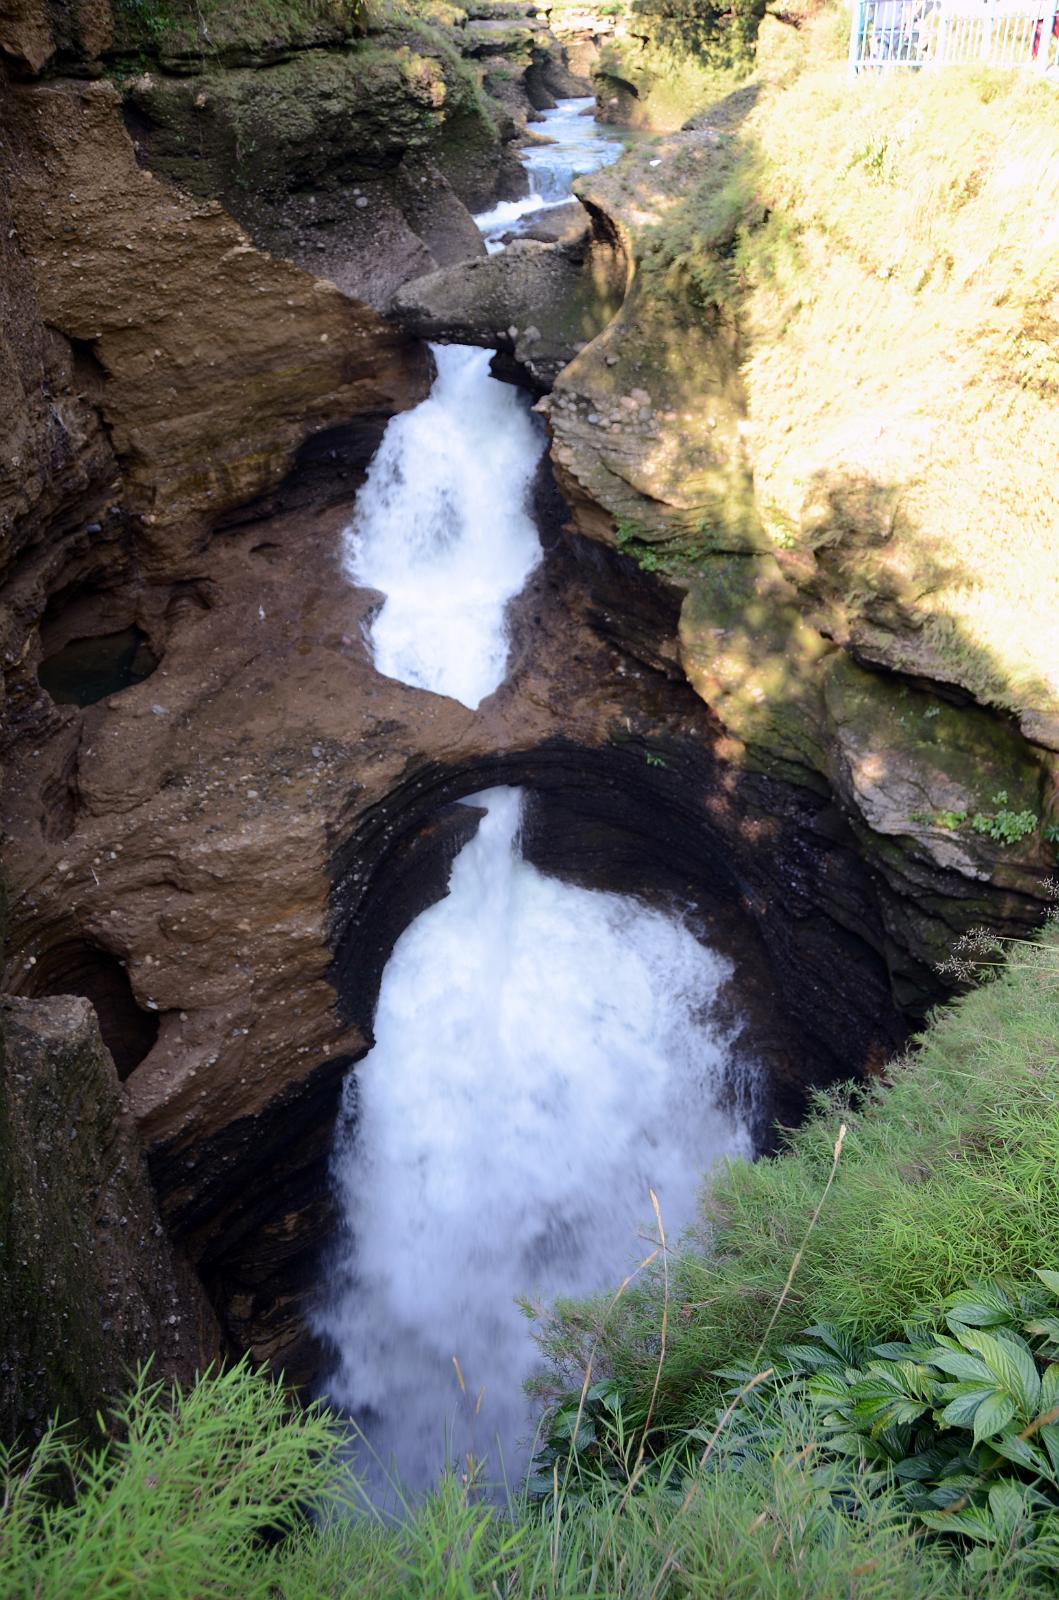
[315,789,754,1496]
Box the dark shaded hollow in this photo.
[21,939,160,1080]
[38,625,159,708]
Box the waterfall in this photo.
[315,790,752,1497]
[342,345,544,710]
[341,99,623,707]
[322,100,753,1503]
[474,97,624,254]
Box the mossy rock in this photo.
[822,654,1047,881]
[126,24,503,210]
[679,553,833,785]
[110,0,362,67]
[463,0,537,17]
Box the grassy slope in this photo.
[0,1365,993,1598]
[744,37,1059,724]
[654,9,1059,727]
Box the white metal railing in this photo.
[848,0,1059,73]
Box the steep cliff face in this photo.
[4,75,429,574]
[0,0,431,1406]
[540,37,1058,994]
[0,40,430,775]
[0,994,221,1441]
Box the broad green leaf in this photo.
[1034,1269,1059,1299]
[585,1381,622,1415]
[807,1371,853,1406]
[802,1323,859,1366]
[872,1399,930,1434]
[991,1427,1053,1478]
[929,1348,994,1383]
[945,1284,1018,1328]
[1041,1364,1059,1412]
[956,1327,1041,1415]
[850,1376,906,1404]
[939,1384,996,1428]
[973,1390,1017,1445]
[780,1344,847,1374]
[894,1445,965,1482]
[919,1507,997,1543]
[928,1472,979,1503]
[1025,1315,1059,1345]
[1040,1422,1059,1479]
[987,1480,1031,1542]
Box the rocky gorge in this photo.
[1,0,1055,1455]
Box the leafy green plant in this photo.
[910,809,968,831]
[966,794,1039,846]
[761,1272,1059,1573]
[909,794,1039,847]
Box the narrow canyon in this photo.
[1,0,1055,1503]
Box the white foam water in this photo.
[343,96,622,707]
[315,789,753,1499]
[474,97,624,253]
[342,344,545,709]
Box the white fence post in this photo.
[849,0,866,77]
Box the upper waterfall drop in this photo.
[342,97,623,709]
[342,344,545,710]
[474,97,624,253]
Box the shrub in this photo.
[728,1271,1059,1582]
[0,1360,347,1599]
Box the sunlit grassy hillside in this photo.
[688,11,1059,728]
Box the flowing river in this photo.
[319,102,755,1501]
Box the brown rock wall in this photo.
[4,75,430,576]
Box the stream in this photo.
[318,102,756,1501]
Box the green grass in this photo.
[536,928,1059,1431]
[0,1368,1000,1598]
[0,1359,344,1598]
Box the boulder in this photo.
[0,994,220,1442]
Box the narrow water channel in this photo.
[317,103,756,1499]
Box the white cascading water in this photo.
[342,99,622,709]
[316,789,753,1496]
[474,97,624,254]
[323,100,753,1499]
[342,345,544,710]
